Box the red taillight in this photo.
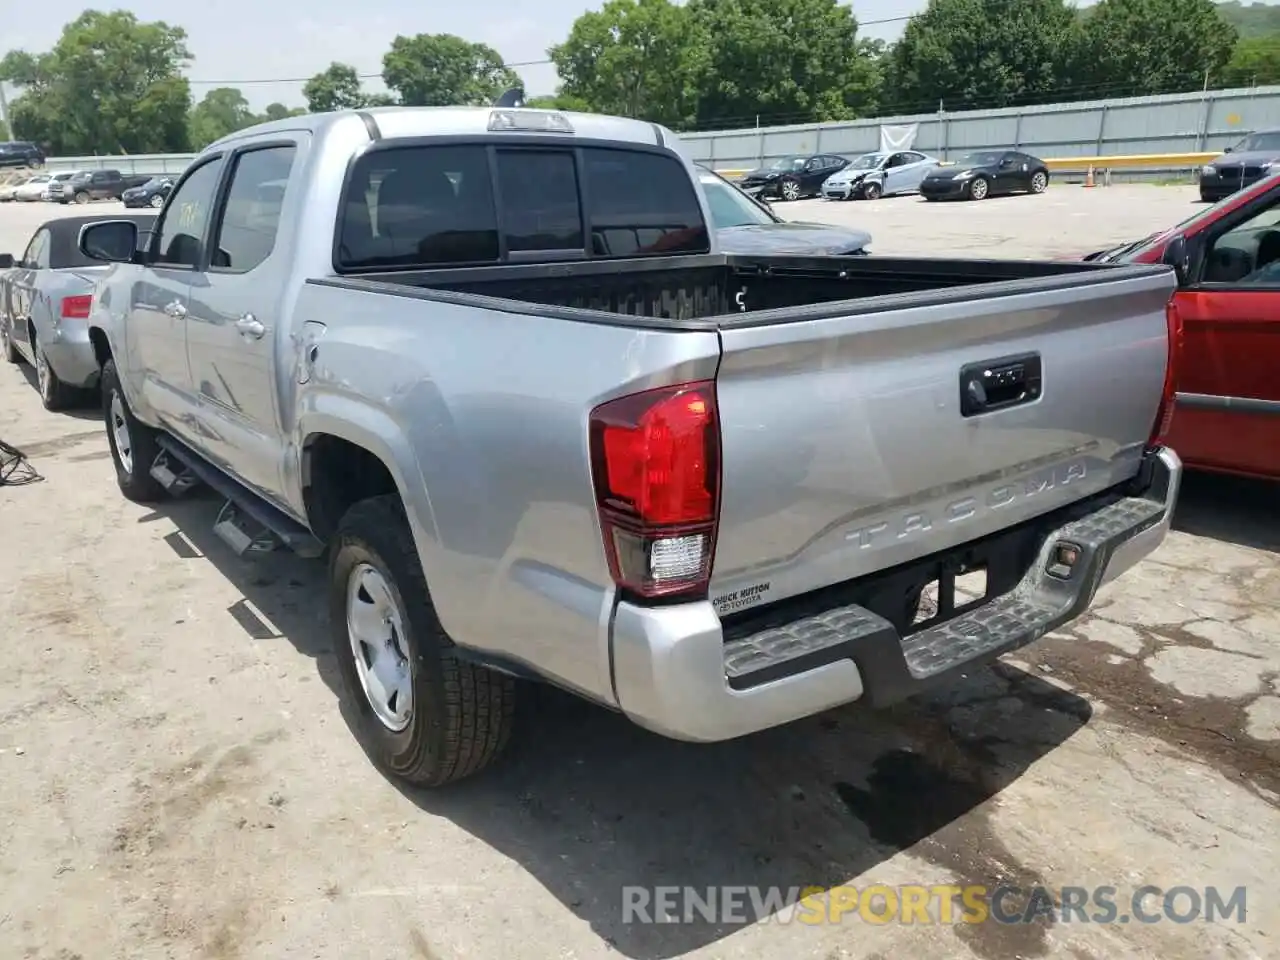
[61,295,92,320]
[1149,298,1184,447]
[589,380,720,600]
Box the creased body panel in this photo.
[709,269,1177,615]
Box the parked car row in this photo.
[736,148,1052,203]
[0,168,168,204]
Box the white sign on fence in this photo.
[879,123,919,153]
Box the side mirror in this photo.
[0,253,13,269]
[1162,234,1189,286]
[1223,146,1234,154]
[79,220,139,264]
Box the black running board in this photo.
[156,433,325,558]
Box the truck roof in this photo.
[204,106,680,155]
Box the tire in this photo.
[74,191,89,205]
[967,176,990,201]
[779,177,801,201]
[1030,170,1049,194]
[149,194,164,208]
[862,181,883,201]
[1,317,18,364]
[32,334,79,411]
[101,358,166,502]
[330,495,516,787]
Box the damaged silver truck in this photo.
[76,105,1184,786]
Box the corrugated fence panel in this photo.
[681,85,1280,169]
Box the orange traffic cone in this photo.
[1085,165,1095,188]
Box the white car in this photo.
[822,150,940,201]
[13,175,54,202]
[42,171,80,201]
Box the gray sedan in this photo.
[0,213,155,410]
[698,168,872,254]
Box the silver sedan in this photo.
[0,213,155,410]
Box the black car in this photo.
[55,168,150,204]
[122,175,177,209]
[1198,129,1280,202]
[0,141,45,169]
[918,150,1051,201]
[737,154,851,201]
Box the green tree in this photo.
[525,92,593,111]
[188,87,258,149]
[302,62,370,113]
[1076,0,1238,97]
[684,0,881,129]
[550,0,698,128]
[0,117,8,140]
[262,102,307,121]
[0,11,192,155]
[1217,1,1280,39]
[382,33,520,106]
[883,0,1079,113]
[1221,32,1280,86]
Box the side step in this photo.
[154,434,325,559]
[149,450,200,496]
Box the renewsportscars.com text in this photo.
[621,884,1247,926]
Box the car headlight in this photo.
[1202,165,1216,176]
[951,170,972,180]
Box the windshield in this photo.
[26,175,50,184]
[848,153,886,170]
[954,152,1004,167]
[1231,131,1280,153]
[143,177,169,188]
[699,172,777,227]
[767,156,808,171]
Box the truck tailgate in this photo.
[708,267,1176,615]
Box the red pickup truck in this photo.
[1086,173,1280,481]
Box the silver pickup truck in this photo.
[75,106,1184,787]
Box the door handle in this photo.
[236,314,266,339]
[163,300,186,319]
[960,352,1043,417]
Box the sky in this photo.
[3,1,1278,113]
[4,0,932,111]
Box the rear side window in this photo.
[335,142,708,271]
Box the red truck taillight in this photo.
[1150,298,1184,447]
[589,380,721,601]
[61,295,92,320]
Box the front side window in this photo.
[211,145,297,273]
[1202,195,1280,285]
[153,158,225,267]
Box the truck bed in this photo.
[317,252,1152,328]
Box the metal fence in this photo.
[31,84,1280,176]
[680,85,1280,171]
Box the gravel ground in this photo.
[0,189,1277,960]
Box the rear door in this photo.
[185,139,300,497]
[710,266,1177,612]
[1168,186,1280,479]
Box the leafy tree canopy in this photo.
[382,33,520,106]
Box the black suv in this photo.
[0,141,45,168]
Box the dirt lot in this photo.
[1,188,1278,960]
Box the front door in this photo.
[1168,189,1280,479]
[184,141,300,501]
[993,153,1024,193]
[126,155,226,436]
[8,227,49,359]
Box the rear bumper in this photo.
[610,447,1181,742]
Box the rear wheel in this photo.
[33,335,78,411]
[149,194,164,208]
[862,181,883,201]
[101,358,165,502]
[1030,170,1049,194]
[74,191,89,204]
[330,495,516,787]
[779,177,801,201]
[967,176,990,201]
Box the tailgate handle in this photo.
[960,352,1042,417]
